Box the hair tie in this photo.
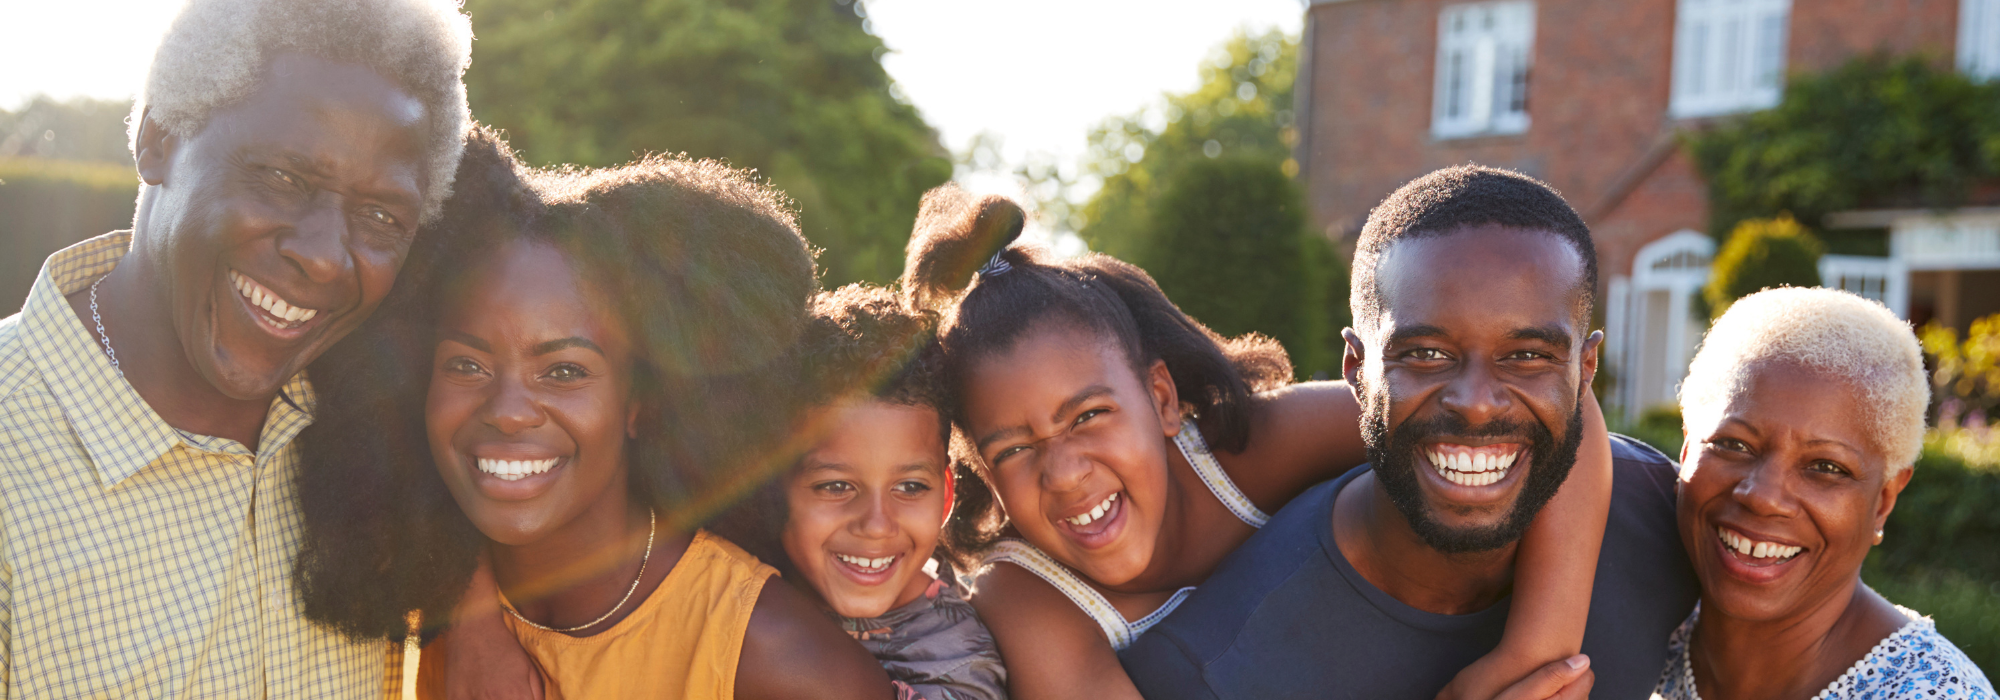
[977,249,1012,277]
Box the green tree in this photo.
[1703,216,1825,318]
[462,0,952,287]
[1074,29,1302,261]
[1058,29,1346,377]
[1148,158,1344,377]
[1687,56,2000,237]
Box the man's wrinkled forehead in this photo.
[1370,225,1588,343]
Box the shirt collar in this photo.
[23,231,319,487]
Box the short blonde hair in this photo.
[1679,287,1929,472]
[133,0,472,224]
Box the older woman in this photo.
[1653,287,1993,700]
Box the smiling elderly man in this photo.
[1120,166,1701,700]
[0,1,470,696]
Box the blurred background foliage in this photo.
[1701,215,1824,319]
[0,96,133,162]
[1923,314,2000,420]
[1148,157,1346,378]
[460,0,953,288]
[1075,29,1302,261]
[0,94,140,306]
[1054,29,1347,379]
[1686,55,2000,239]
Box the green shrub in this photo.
[0,158,137,310]
[1687,55,2000,237]
[1702,215,1823,318]
[1921,314,2000,417]
[1613,405,1687,458]
[1863,563,2000,673]
[1145,156,1342,379]
[1875,430,2000,581]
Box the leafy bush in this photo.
[1874,430,2000,581]
[1863,563,2000,673]
[1921,314,2000,418]
[461,0,952,287]
[1686,55,2000,237]
[1612,405,1687,458]
[1146,157,1343,377]
[0,158,137,309]
[1702,215,1823,318]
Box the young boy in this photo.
[774,285,1007,700]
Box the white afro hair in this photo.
[132,0,472,223]
[1679,287,1930,472]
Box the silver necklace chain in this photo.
[505,508,656,633]
[89,278,122,377]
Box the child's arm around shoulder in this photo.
[1437,391,1612,700]
[735,578,894,700]
[968,563,1143,700]
[1222,381,1370,511]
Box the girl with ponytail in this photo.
[901,185,1611,700]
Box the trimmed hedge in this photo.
[1145,156,1347,379]
[0,158,137,311]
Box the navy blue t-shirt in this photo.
[1121,435,1699,700]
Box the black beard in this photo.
[1358,384,1584,554]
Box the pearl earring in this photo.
[1874,529,1885,545]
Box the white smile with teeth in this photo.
[1066,492,1119,527]
[230,270,319,327]
[477,457,559,481]
[1426,446,1519,487]
[1717,526,1802,560]
[836,553,896,573]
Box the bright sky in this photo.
[0,0,1305,242]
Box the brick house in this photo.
[1294,0,2000,420]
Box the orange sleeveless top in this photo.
[414,530,778,700]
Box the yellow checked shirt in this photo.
[0,232,388,698]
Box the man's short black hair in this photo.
[1350,165,1598,334]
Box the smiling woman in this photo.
[294,126,893,699]
[1658,287,1994,699]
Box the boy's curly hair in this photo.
[796,284,947,424]
[716,284,1003,580]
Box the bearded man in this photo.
[0,1,474,696]
[1120,165,1699,699]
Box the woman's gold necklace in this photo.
[504,508,656,633]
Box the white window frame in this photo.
[1432,1,1535,139]
[1670,0,1791,118]
[1962,0,2000,80]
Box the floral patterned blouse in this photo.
[1653,603,1993,700]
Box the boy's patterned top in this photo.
[1653,602,1994,700]
[841,578,1008,700]
[0,232,387,698]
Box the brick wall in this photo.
[1299,0,1967,280]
